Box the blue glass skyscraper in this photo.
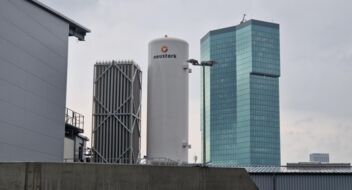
[200,20,280,166]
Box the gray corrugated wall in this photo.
[0,0,69,161]
[251,175,274,190]
[251,174,352,190]
[92,61,141,164]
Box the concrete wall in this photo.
[0,0,69,161]
[0,163,258,190]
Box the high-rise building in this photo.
[310,153,330,163]
[201,19,280,166]
[0,0,89,162]
[92,61,142,164]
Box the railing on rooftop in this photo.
[65,108,84,130]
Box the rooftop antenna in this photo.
[241,14,246,24]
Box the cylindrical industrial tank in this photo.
[147,36,189,163]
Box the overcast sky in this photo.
[41,0,352,164]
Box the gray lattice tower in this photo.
[92,61,142,164]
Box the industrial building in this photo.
[247,164,352,190]
[92,61,142,164]
[147,36,191,163]
[0,0,89,162]
[200,19,280,166]
[205,162,352,189]
[64,108,88,162]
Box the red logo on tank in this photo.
[161,46,168,53]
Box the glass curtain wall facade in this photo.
[200,20,280,166]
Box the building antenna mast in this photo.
[241,14,246,24]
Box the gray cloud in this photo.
[282,111,352,163]
[294,117,314,126]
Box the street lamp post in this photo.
[187,59,215,166]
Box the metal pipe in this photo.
[187,59,215,165]
[202,65,206,165]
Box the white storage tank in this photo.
[147,36,190,163]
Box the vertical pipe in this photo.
[121,64,125,163]
[107,66,112,162]
[102,65,106,162]
[99,65,103,162]
[202,65,206,165]
[112,64,117,162]
[118,64,122,162]
[129,64,134,164]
